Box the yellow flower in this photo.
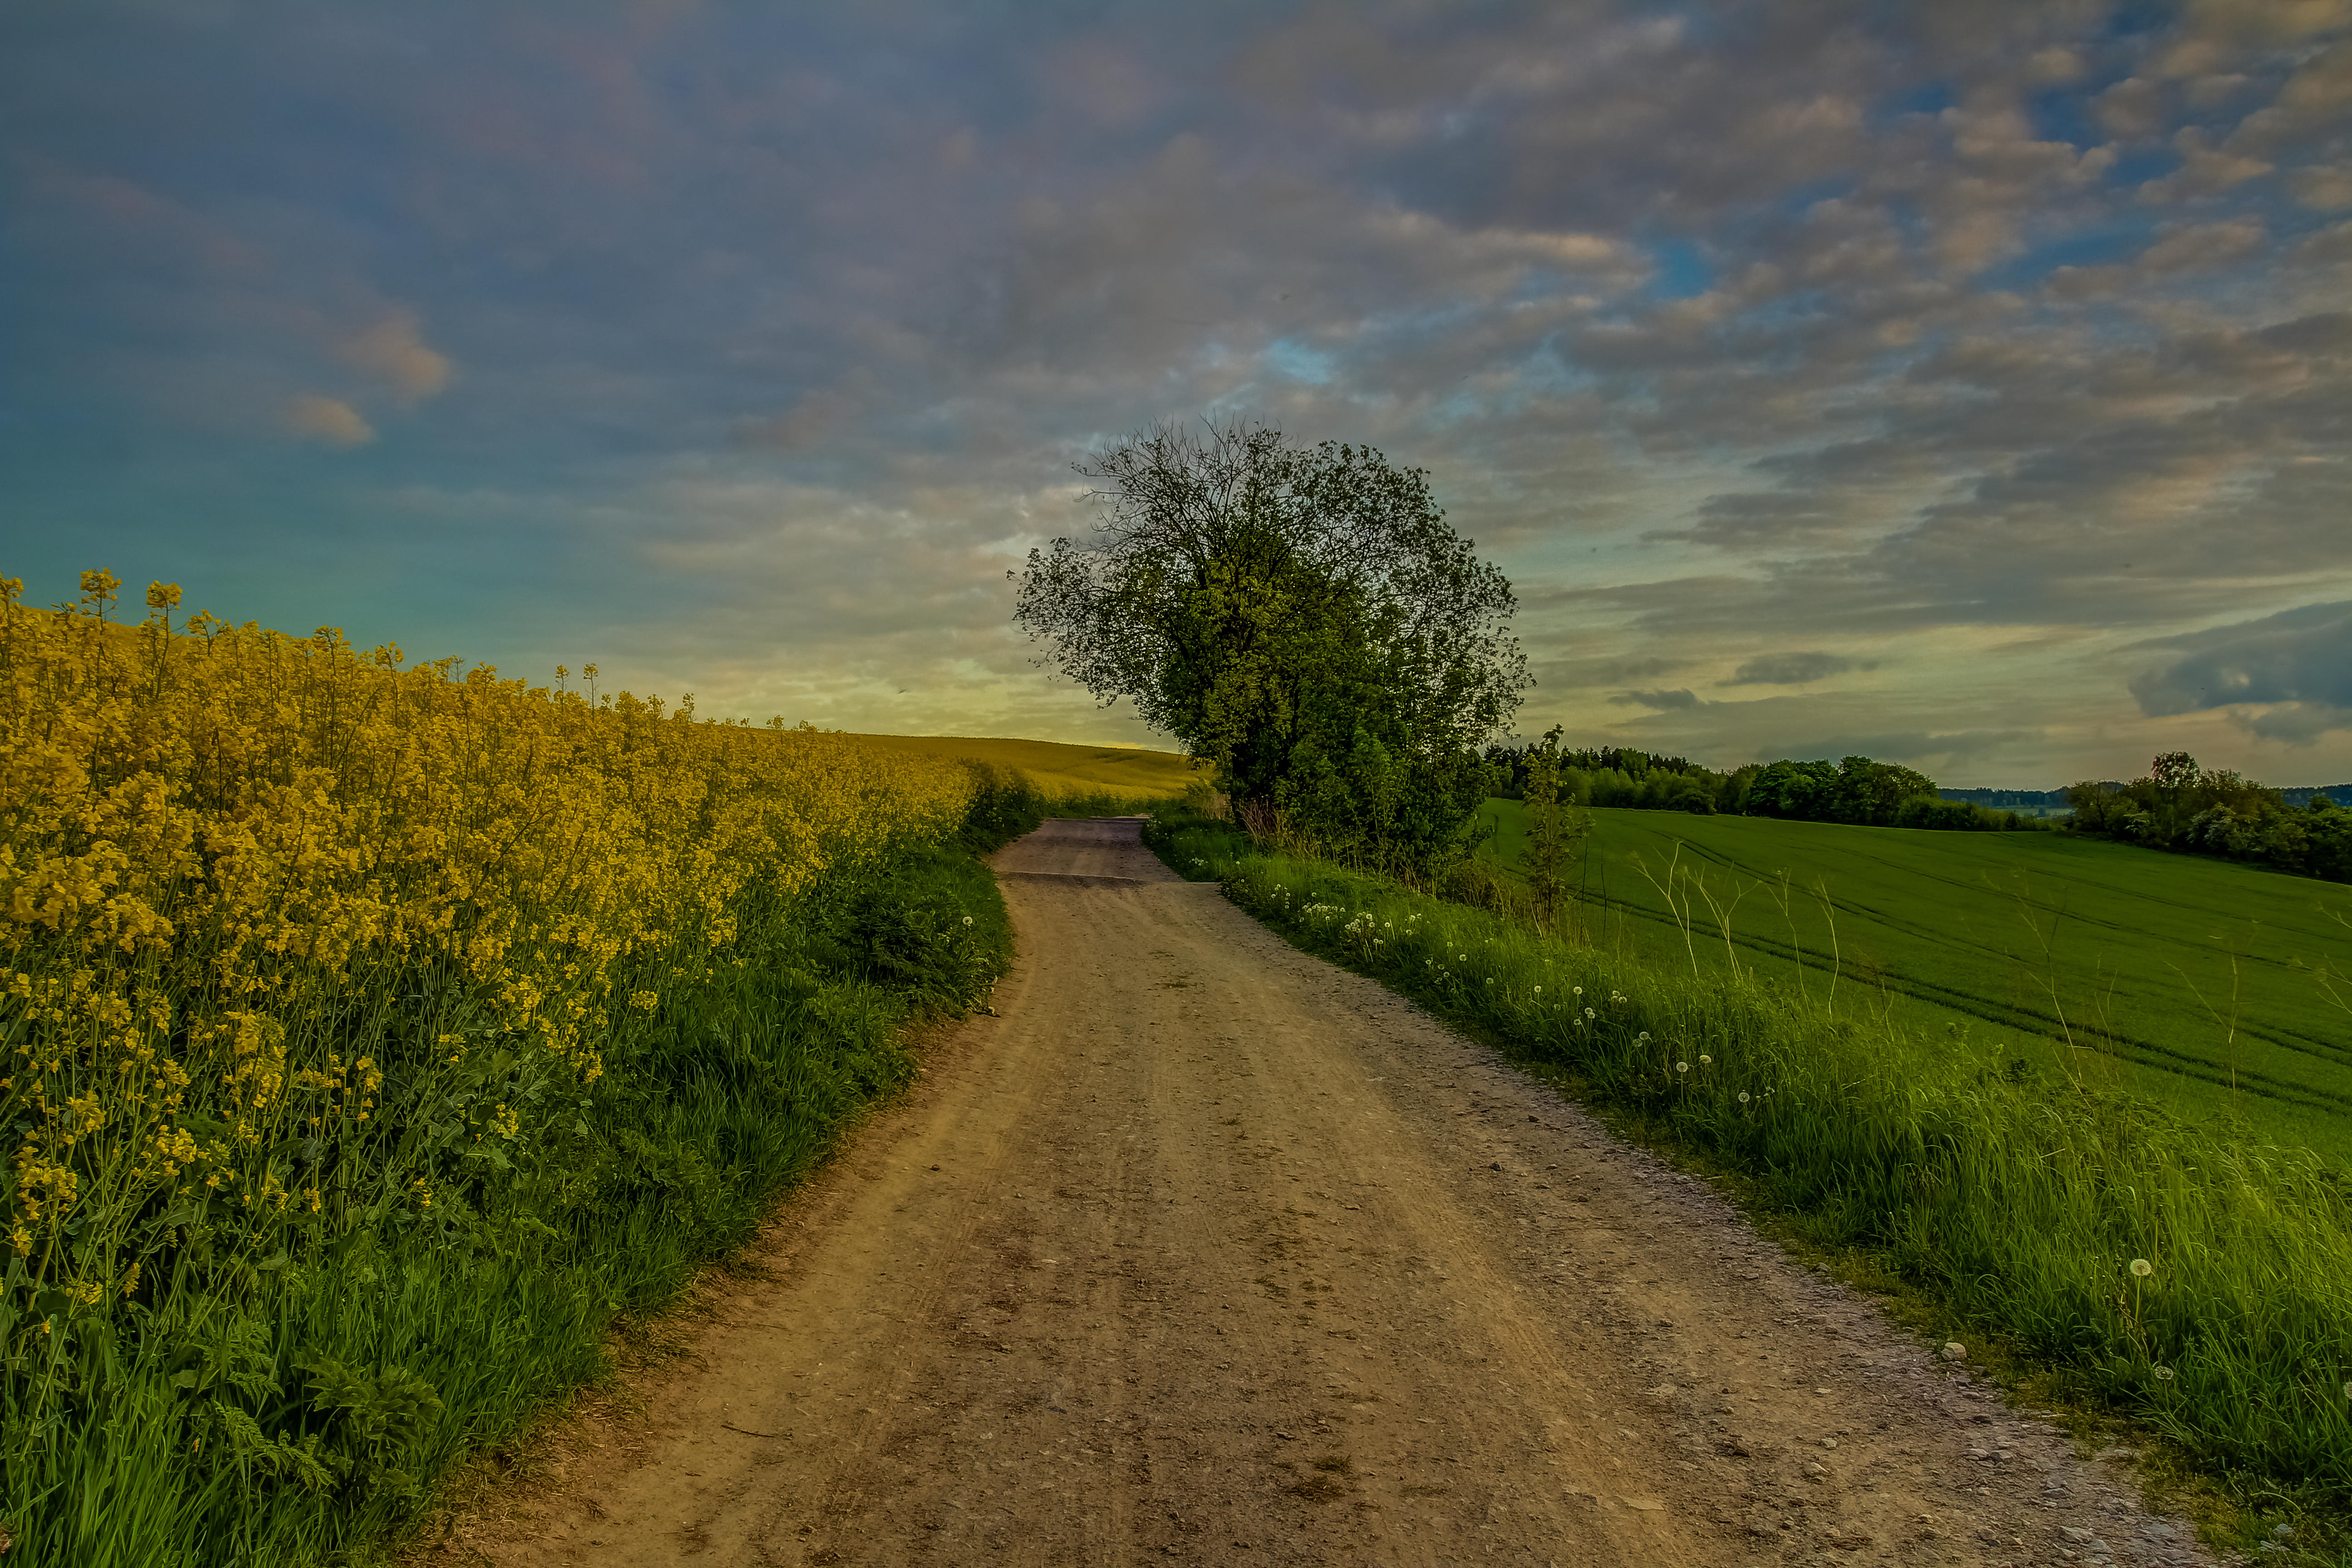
[0,578,982,1325]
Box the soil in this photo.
[431,818,2221,1568]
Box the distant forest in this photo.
[1936,783,2352,810]
[1480,745,2038,832]
[1935,786,2072,811]
[1480,743,2352,885]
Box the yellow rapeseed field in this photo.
[842,732,1196,799]
[1,570,977,1347]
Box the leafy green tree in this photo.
[1828,756,1937,825]
[1519,727,1588,929]
[1664,775,1719,814]
[2307,797,2352,881]
[1744,758,1838,819]
[2065,752,2350,884]
[1010,418,1526,871]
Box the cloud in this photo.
[1610,688,1702,710]
[2235,703,2352,743]
[2128,602,2352,738]
[1669,490,1891,551]
[10,0,2352,785]
[2137,127,2275,204]
[1039,36,1166,131]
[2044,217,2269,300]
[1538,653,1690,686]
[2291,162,2352,208]
[734,387,863,450]
[338,312,453,403]
[1722,651,1854,686]
[1770,729,2036,768]
[283,393,374,446]
[2096,77,2168,139]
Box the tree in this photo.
[1744,758,1838,819]
[1828,756,1936,826]
[1010,418,1526,870]
[1519,727,1588,930]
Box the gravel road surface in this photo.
[445,818,2217,1568]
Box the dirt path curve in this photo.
[451,819,2217,1568]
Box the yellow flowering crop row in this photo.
[0,570,977,1330]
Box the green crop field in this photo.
[1474,801,2352,1163]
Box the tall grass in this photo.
[1150,812,2352,1520]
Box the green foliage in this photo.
[1743,754,1940,826]
[0,785,1044,1568]
[2068,753,2352,885]
[1010,418,1525,875]
[1485,742,1710,797]
[1516,728,1586,931]
[1488,743,2039,831]
[951,759,1050,852]
[1148,816,2352,1527]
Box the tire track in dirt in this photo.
[442,818,2219,1568]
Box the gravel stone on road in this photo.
[444,817,2220,1568]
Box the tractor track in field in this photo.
[425,817,2221,1568]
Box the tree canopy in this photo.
[2068,752,2352,882]
[1010,418,1526,871]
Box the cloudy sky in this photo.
[7,0,2351,786]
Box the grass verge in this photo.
[1149,807,2352,1566]
[1,774,1154,1568]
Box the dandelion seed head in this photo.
[2130,1258,2153,1278]
[1676,1061,1689,1073]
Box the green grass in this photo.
[1473,800,2352,1164]
[1,791,1057,1568]
[1150,809,2352,1557]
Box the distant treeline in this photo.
[1481,745,2040,831]
[1935,783,2352,813]
[2065,752,2352,883]
[1936,786,2072,811]
[1481,741,2352,883]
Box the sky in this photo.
[5,0,2351,788]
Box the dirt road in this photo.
[448,819,2217,1568]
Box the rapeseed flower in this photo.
[0,573,979,1337]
